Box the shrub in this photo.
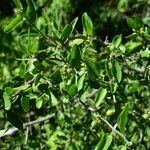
[0,0,149,149]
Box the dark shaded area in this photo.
[0,0,14,17]
[69,0,149,39]
[0,0,149,40]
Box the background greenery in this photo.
[0,0,149,149]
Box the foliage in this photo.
[0,0,150,149]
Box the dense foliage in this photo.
[0,0,149,149]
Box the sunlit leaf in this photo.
[114,60,122,83]
[14,83,30,91]
[103,134,113,150]
[77,74,86,91]
[125,41,143,54]
[69,38,84,46]
[3,92,11,110]
[95,134,106,150]
[119,145,127,150]
[50,92,58,106]
[117,103,129,133]
[5,87,14,96]
[4,14,23,32]
[36,93,49,109]
[82,12,93,35]
[95,88,107,107]
[112,34,122,48]
[68,84,77,96]
[95,134,112,150]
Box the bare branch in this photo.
[0,113,55,138]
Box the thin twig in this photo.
[96,113,131,145]
[24,114,55,126]
[24,16,56,46]
[0,113,55,138]
[78,98,131,146]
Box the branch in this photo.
[25,18,56,46]
[96,113,131,146]
[77,98,132,146]
[0,113,55,138]
[24,114,55,126]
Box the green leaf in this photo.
[143,29,150,41]
[77,74,86,91]
[95,134,112,150]
[14,83,30,91]
[36,93,49,109]
[68,84,77,96]
[3,92,11,110]
[4,14,23,32]
[36,95,44,109]
[140,48,150,58]
[103,134,113,150]
[5,87,14,96]
[69,44,81,68]
[119,145,127,150]
[117,0,128,12]
[14,0,23,10]
[50,92,58,106]
[70,17,78,31]
[82,12,93,35]
[112,34,122,48]
[19,62,26,78]
[21,97,30,112]
[95,88,107,107]
[61,25,72,41]
[69,38,84,46]
[125,33,137,40]
[36,99,43,109]
[7,111,23,131]
[61,17,78,41]
[110,83,118,93]
[105,61,112,79]
[28,38,39,53]
[84,56,99,81]
[95,134,106,150]
[114,60,122,83]
[117,103,129,133]
[26,0,36,21]
[127,17,143,30]
[126,41,143,54]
